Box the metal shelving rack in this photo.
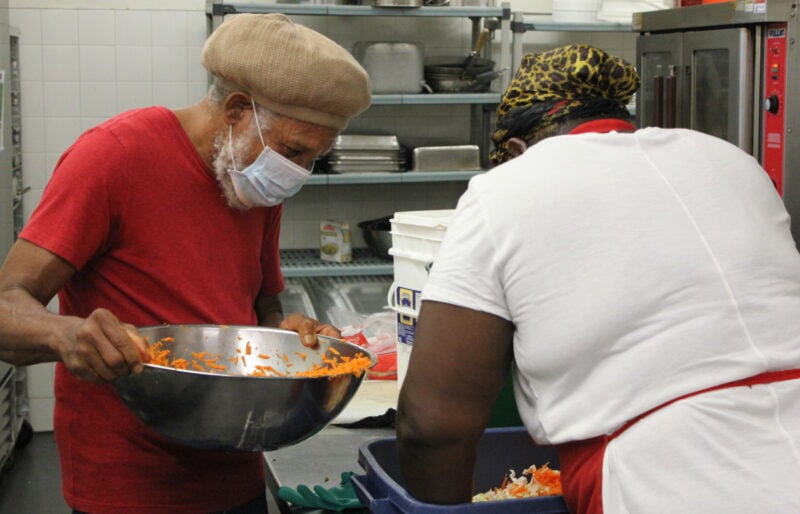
[0,363,16,472]
[280,248,393,277]
[306,169,482,185]
[207,2,504,19]
[206,1,511,170]
[511,13,633,77]
[206,1,510,277]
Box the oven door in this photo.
[682,27,754,153]
[637,28,754,152]
[636,33,683,129]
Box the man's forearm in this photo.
[0,287,69,365]
[255,294,284,327]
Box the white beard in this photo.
[211,128,255,212]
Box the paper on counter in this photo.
[333,379,399,424]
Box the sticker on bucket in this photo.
[395,287,420,346]
[388,284,421,388]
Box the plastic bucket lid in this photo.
[391,209,455,230]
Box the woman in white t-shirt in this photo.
[396,44,800,514]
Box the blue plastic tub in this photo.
[351,427,569,514]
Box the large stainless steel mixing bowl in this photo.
[114,325,376,452]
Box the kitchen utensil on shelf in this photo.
[357,216,394,260]
[114,325,376,452]
[324,135,406,173]
[425,56,495,77]
[411,145,481,172]
[353,41,426,94]
[424,56,505,93]
[425,68,506,93]
[461,28,491,78]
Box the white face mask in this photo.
[226,99,312,208]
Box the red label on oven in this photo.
[762,23,787,195]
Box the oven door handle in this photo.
[653,75,664,128]
[664,74,677,128]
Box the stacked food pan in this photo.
[324,135,406,173]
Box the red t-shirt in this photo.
[20,107,284,513]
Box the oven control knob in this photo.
[764,95,780,114]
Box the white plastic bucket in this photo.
[386,210,454,388]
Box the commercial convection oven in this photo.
[634,0,800,243]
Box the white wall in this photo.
[10,0,634,430]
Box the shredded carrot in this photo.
[245,341,252,355]
[294,349,371,378]
[170,358,189,369]
[473,463,562,502]
[256,365,287,377]
[146,337,370,379]
[529,465,563,494]
[510,485,528,497]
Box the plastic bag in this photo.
[328,307,397,380]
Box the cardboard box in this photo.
[320,220,352,263]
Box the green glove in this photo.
[313,472,364,511]
[278,472,364,512]
[278,484,328,510]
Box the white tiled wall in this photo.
[9,1,634,430]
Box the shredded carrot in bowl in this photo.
[145,337,372,379]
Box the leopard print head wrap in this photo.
[490,44,640,165]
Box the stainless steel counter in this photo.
[263,380,399,513]
[264,426,394,513]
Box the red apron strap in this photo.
[554,368,800,514]
[557,435,609,514]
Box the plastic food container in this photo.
[352,427,569,513]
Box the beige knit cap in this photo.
[202,13,371,130]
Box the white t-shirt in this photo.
[422,127,800,511]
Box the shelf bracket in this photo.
[209,2,238,16]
